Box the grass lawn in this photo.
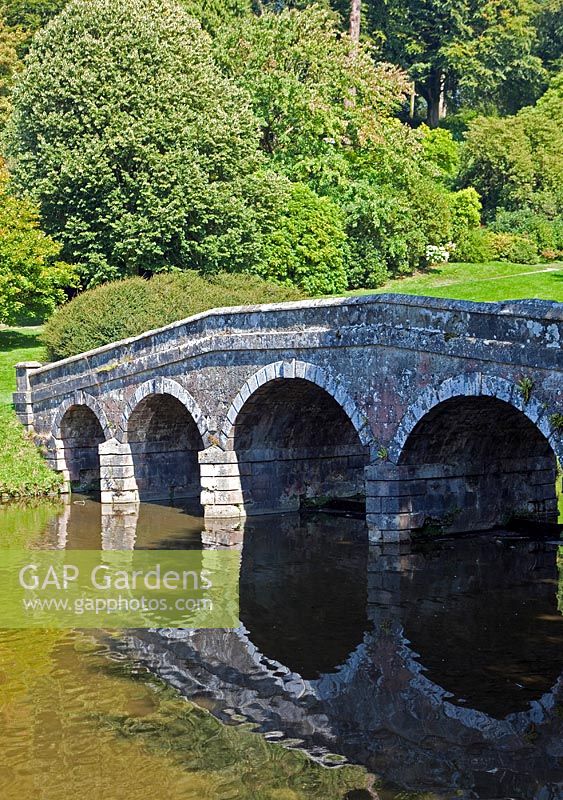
[0,326,62,498]
[345,261,563,302]
[0,326,45,404]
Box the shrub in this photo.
[489,232,540,264]
[419,125,460,182]
[342,178,452,289]
[5,0,267,285]
[490,209,563,253]
[459,74,563,217]
[454,228,496,263]
[449,188,482,243]
[459,116,536,214]
[258,183,349,295]
[42,271,304,360]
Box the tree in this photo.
[459,73,563,215]
[216,5,462,285]
[178,0,253,36]
[0,0,66,32]
[0,18,24,129]
[349,0,360,44]
[533,0,563,76]
[367,0,547,125]
[5,0,269,284]
[215,5,408,174]
[0,168,75,324]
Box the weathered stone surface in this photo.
[15,295,563,540]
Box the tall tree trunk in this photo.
[350,0,361,45]
[345,0,361,109]
[409,83,416,119]
[427,68,447,127]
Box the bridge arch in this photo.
[52,392,113,442]
[220,360,373,515]
[118,378,207,443]
[52,392,112,494]
[389,373,561,464]
[386,373,560,533]
[121,378,206,502]
[221,360,373,448]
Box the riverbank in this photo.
[0,327,62,499]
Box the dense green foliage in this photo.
[6,0,476,292]
[5,0,271,285]
[490,209,563,256]
[215,6,409,172]
[459,73,563,216]
[0,169,75,324]
[178,0,252,35]
[365,0,548,123]
[42,271,304,360]
[257,182,348,294]
[0,0,65,31]
[215,6,471,286]
[0,0,559,304]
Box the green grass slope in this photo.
[0,327,62,498]
[346,261,563,302]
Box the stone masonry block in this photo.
[99,439,132,456]
[204,504,245,519]
[201,476,241,492]
[100,465,135,479]
[100,477,138,491]
[199,446,239,464]
[101,489,139,504]
[99,454,134,467]
[294,361,307,379]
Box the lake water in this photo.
[0,497,561,800]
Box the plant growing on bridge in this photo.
[549,413,563,433]
[516,376,534,404]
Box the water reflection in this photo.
[1,496,562,799]
[239,515,369,678]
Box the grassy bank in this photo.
[345,261,563,302]
[0,327,62,498]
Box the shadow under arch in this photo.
[123,380,205,503]
[387,373,560,533]
[53,392,112,494]
[222,361,373,515]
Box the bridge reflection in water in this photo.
[54,498,563,799]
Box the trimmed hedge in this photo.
[42,271,304,360]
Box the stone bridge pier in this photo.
[15,295,563,543]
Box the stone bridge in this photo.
[14,294,563,542]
